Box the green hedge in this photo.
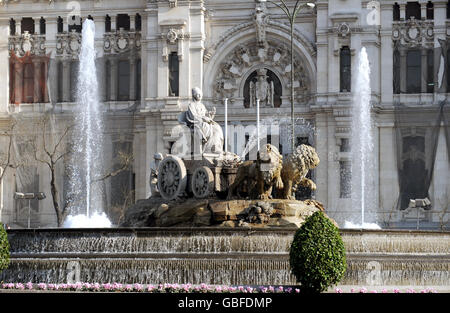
[0,224,10,273]
[289,211,346,293]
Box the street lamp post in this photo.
[14,192,46,229]
[267,1,315,152]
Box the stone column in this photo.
[400,3,406,20]
[14,61,23,104]
[129,54,136,101]
[15,18,21,35]
[399,47,407,93]
[62,59,71,102]
[32,58,42,103]
[34,18,39,35]
[130,14,136,31]
[111,15,117,32]
[110,57,118,101]
[421,2,427,19]
[421,48,428,93]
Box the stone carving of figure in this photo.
[150,153,163,197]
[178,87,224,154]
[250,69,274,107]
[254,5,267,47]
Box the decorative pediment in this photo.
[159,20,189,62]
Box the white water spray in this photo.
[66,19,111,228]
[345,47,380,230]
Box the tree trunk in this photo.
[49,163,65,227]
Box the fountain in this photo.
[64,19,111,228]
[345,47,380,230]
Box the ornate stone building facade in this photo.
[0,0,449,228]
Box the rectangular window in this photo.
[118,60,130,101]
[117,14,130,31]
[340,138,350,152]
[406,2,421,20]
[340,46,351,92]
[406,50,421,93]
[426,2,434,20]
[168,52,179,97]
[393,3,400,21]
[111,141,133,206]
[10,18,16,36]
[340,161,351,198]
[393,50,401,94]
[136,59,141,100]
[70,61,79,102]
[105,15,111,32]
[57,17,63,33]
[427,49,434,93]
[21,17,35,34]
[23,63,34,103]
[105,60,111,101]
[296,137,309,147]
[57,61,63,102]
[40,17,46,35]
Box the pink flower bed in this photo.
[0,283,438,293]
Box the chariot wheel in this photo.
[157,155,187,201]
[191,166,215,199]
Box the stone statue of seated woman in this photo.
[172,87,224,156]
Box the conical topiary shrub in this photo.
[289,211,346,293]
[0,224,10,273]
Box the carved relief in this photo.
[56,30,81,58]
[104,28,141,55]
[8,31,46,57]
[213,40,310,105]
[249,69,274,107]
[392,18,434,49]
[160,26,190,62]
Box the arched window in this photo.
[243,68,282,108]
[340,46,351,92]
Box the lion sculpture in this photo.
[227,144,283,200]
[278,144,320,200]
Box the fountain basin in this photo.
[1,228,449,289]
